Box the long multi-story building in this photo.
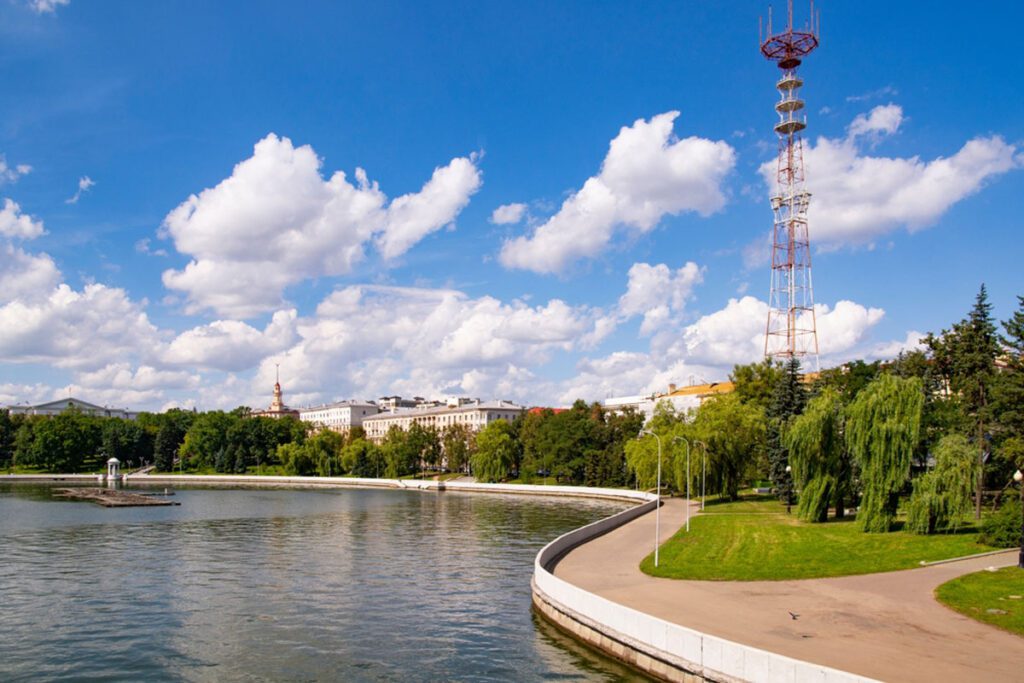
[362,399,525,442]
[5,396,138,420]
[299,400,380,434]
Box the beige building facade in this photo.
[363,400,524,442]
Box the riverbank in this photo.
[542,497,1023,682]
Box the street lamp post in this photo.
[785,464,793,514]
[640,429,663,567]
[696,440,708,511]
[1014,469,1023,570]
[673,436,691,532]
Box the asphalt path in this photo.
[553,498,1024,682]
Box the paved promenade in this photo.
[554,498,1024,682]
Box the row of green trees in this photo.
[2,399,646,489]
[325,403,645,484]
[1,408,196,473]
[624,285,1023,536]
[763,286,1021,534]
[175,399,646,484]
[624,392,766,502]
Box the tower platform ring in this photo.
[760,31,819,63]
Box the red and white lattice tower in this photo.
[761,1,820,363]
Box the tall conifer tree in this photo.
[997,296,1024,444]
[958,285,999,517]
[767,358,807,506]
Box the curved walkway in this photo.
[554,498,1024,682]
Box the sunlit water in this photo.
[0,484,645,682]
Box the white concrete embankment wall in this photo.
[1,473,648,506]
[129,475,656,503]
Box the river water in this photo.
[0,484,645,682]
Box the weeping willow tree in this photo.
[906,434,978,534]
[692,393,767,501]
[845,374,924,532]
[785,388,846,522]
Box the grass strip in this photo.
[935,567,1024,636]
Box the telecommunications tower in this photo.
[760,1,820,363]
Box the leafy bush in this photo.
[980,496,1022,548]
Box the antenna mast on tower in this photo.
[760,1,820,365]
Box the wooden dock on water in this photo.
[53,488,180,507]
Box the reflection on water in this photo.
[0,484,646,682]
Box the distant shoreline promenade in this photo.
[0,473,648,503]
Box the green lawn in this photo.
[936,567,1024,636]
[641,494,997,580]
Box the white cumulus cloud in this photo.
[161,133,481,317]
[161,309,298,372]
[490,202,527,224]
[618,261,704,335]
[759,107,1022,247]
[75,363,200,392]
[0,283,160,370]
[240,284,612,407]
[0,244,61,303]
[376,155,481,259]
[0,199,45,240]
[499,112,735,274]
[848,103,903,139]
[563,295,892,404]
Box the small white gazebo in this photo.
[106,457,121,480]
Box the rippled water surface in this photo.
[0,484,645,682]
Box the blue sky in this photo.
[1,0,1022,412]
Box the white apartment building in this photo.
[299,400,380,433]
[602,381,736,422]
[362,400,525,442]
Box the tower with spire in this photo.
[253,362,299,419]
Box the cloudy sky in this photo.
[1,1,1022,412]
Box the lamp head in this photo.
[1014,469,1023,483]
[785,464,792,473]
